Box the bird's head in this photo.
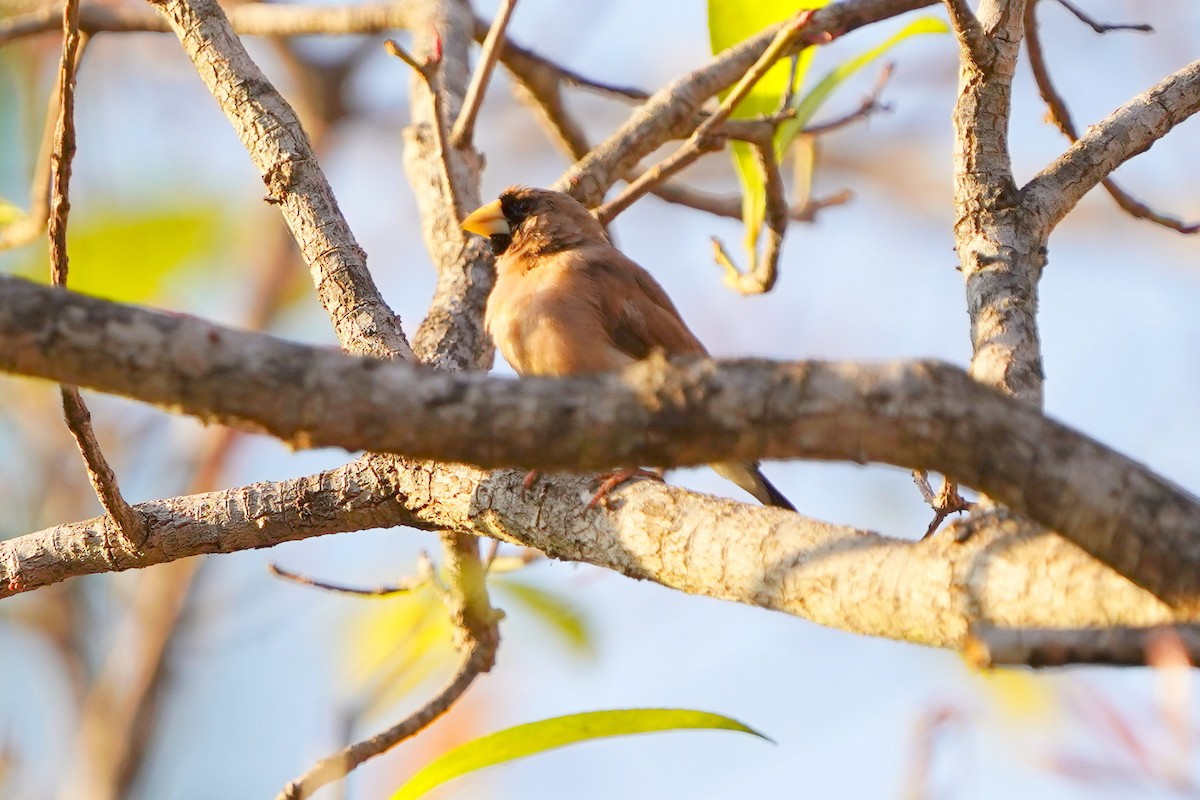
[461,186,608,259]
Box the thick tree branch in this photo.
[1021,58,1200,235]
[144,0,412,360]
[0,457,1186,649]
[946,0,1041,404]
[3,276,1200,608]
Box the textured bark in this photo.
[4,275,1200,608]
[402,0,495,372]
[146,0,412,359]
[1,0,1197,671]
[947,0,1044,404]
[1022,58,1200,234]
[0,455,1184,647]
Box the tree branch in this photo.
[945,0,1045,405]
[942,0,995,69]
[552,0,936,207]
[3,275,1200,608]
[276,636,495,800]
[1022,58,1200,235]
[0,1,421,45]
[1022,4,1198,234]
[46,0,146,550]
[144,0,413,360]
[969,624,1200,667]
[1,453,1189,649]
[595,8,829,224]
[450,0,517,149]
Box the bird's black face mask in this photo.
[488,233,513,255]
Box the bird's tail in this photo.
[710,462,796,512]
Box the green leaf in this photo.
[708,0,829,119]
[778,16,949,148]
[492,577,596,658]
[13,203,228,303]
[708,10,947,265]
[342,584,458,718]
[390,708,771,800]
[0,197,26,226]
[708,0,829,258]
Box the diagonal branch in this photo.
[144,0,412,360]
[276,635,496,800]
[1050,0,1152,34]
[552,0,935,207]
[1023,3,1197,234]
[595,8,830,224]
[450,0,517,149]
[1021,57,1200,235]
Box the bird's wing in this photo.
[575,244,708,360]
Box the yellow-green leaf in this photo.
[779,16,949,147]
[390,708,771,800]
[14,203,227,303]
[0,197,26,226]
[492,577,596,658]
[342,585,458,718]
[708,0,828,119]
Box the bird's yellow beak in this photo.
[461,199,511,237]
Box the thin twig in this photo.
[48,0,146,550]
[384,37,432,78]
[451,0,517,148]
[1024,4,1198,234]
[912,469,973,539]
[775,54,801,115]
[711,141,788,294]
[802,63,895,136]
[942,0,994,70]
[652,182,851,222]
[268,562,423,597]
[471,13,649,101]
[596,8,829,224]
[1052,0,1152,34]
[275,640,495,800]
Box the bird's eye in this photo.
[501,195,534,227]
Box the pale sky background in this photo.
[1,1,1199,798]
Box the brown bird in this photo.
[461,186,795,512]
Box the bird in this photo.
[460,186,795,512]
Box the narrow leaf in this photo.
[390,708,771,800]
[493,577,596,657]
[779,17,949,149]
